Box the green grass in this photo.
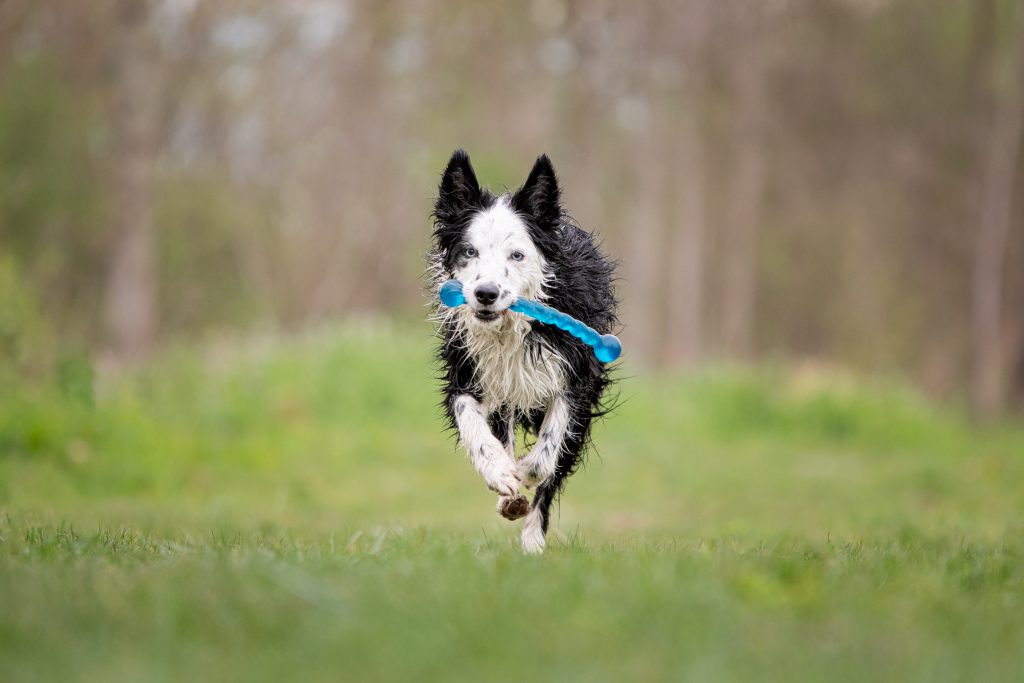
[2,321,1024,681]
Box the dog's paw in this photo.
[497,494,530,521]
[521,512,546,554]
[480,452,521,497]
[517,449,555,489]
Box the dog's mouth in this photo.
[474,309,506,322]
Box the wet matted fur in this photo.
[427,149,619,554]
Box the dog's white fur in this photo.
[521,504,547,554]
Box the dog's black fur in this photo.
[429,149,619,540]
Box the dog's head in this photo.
[432,150,563,326]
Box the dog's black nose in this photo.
[474,283,500,306]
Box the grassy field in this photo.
[2,322,1024,682]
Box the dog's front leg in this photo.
[452,395,521,497]
[517,394,571,488]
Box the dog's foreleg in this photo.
[452,395,521,497]
[518,395,571,554]
[517,394,571,488]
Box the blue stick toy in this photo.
[439,279,622,363]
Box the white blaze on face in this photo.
[439,196,566,413]
[454,199,548,312]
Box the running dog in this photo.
[428,149,618,554]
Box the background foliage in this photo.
[1,0,1023,414]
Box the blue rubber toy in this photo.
[439,279,622,363]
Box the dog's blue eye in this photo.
[463,246,477,258]
[510,251,525,262]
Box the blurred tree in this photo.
[104,0,160,361]
[717,3,773,360]
[0,4,107,346]
[664,0,710,366]
[970,0,1024,419]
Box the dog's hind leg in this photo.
[490,408,529,520]
[488,407,516,460]
[521,414,589,554]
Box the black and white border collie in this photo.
[427,149,618,554]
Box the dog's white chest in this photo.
[478,344,565,413]
[464,316,566,412]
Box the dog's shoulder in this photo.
[546,220,618,334]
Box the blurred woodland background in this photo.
[1,0,1023,418]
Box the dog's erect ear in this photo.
[512,154,561,228]
[435,149,482,220]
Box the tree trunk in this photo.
[663,1,710,366]
[104,0,159,361]
[664,104,707,366]
[720,56,767,359]
[625,125,666,364]
[971,6,1024,419]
